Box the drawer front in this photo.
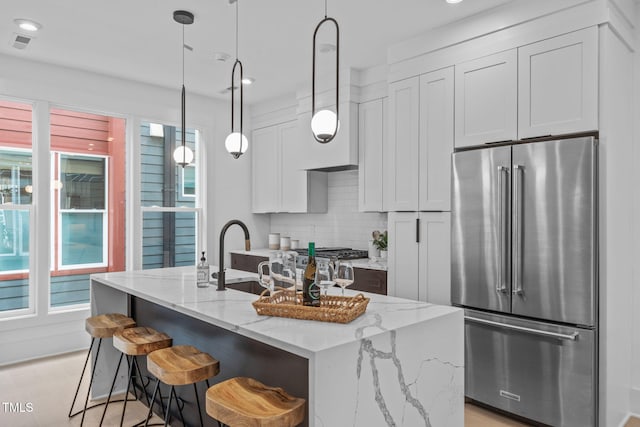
[230,254,268,273]
[352,268,387,295]
[465,309,596,426]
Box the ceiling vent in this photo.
[11,33,32,50]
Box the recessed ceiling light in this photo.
[241,77,255,85]
[213,52,231,62]
[319,43,336,53]
[446,0,464,4]
[14,19,42,32]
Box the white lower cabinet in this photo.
[387,211,451,304]
[252,120,327,213]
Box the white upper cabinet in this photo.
[252,125,281,213]
[455,49,518,148]
[386,68,454,212]
[358,98,386,212]
[252,120,328,214]
[419,67,454,211]
[386,76,420,211]
[518,27,598,138]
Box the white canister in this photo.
[280,236,291,251]
[290,239,300,250]
[268,233,280,250]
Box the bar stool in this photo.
[69,313,136,426]
[145,345,220,427]
[100,326,173,427]
[206,377,305,427]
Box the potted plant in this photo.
[372,230,388,259]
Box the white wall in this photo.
[270,170,387,250]
[0,53,269,364]
[631,2,640,417]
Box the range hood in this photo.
[295,68,361,171]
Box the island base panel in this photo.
[131,296,309,427]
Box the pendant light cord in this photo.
[324,0,327,18]
[182,24,185,86]
[235,0,239,60]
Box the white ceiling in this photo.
[1,0,513,105]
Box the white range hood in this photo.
[295,68,361,171]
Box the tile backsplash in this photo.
[269,170,387,250]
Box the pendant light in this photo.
[172,10,195,167]
[311,0,340,144]
[224,0,248,159]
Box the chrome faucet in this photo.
[216,219,251,291]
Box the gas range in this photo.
[294,247,368,268]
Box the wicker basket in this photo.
[252,288,370,324]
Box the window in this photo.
[0,100,33,316]
[141,122,200,270]
[49,108,126,309]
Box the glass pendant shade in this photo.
[225,132,248,159]
[311,109,340,142]
[173,145,194,166]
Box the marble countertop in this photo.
[230,248,388,271]
[91,266,457,358]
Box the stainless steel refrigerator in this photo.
[451,136,598,426]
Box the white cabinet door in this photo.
[387,212,420,300]
[417,212,451,304]
[518,27,598,138]
[251,126,280,213]
[455,49,518,148]
[419,67,454,211]
[386,77,420,211]
[358,98,386,212]
[280,121,307,212]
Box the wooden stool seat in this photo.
[147,345,220,386]
[113,326,172,356]
[85,313,136,338]
[206,377,305,427]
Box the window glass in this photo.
[140,122,200,270]
[0,100,32,315]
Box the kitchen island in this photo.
[90,266,463,427]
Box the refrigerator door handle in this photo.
[497,166,509,293]
[512,165,523,295]
[465,316,579,341]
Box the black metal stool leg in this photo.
[69,337,95,418]
[172,386,186,427]
[119,355,134,427]
[194,383,204,427]
[80,337,103,426]
[98,351,124,426]
[144,378,161,427]
[163,386,174,427]
[132,356,151,407]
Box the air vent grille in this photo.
[12,33,32,50]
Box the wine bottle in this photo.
[197,251,210,288]
[303,242,320,306]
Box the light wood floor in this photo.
[1,351,639,427]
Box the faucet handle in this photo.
[211,271,219,279]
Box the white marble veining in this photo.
[91,266,463,426]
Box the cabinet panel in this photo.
[280,121,307,212]
[417,212,451,304]
[387,212,420,300]
[252,126,280,213]
[352,268,387,295]
[455,50,518,148]
[419,68,454,211]
[518,27,598,138]
[358,98,385,212]
[386,77,420,211]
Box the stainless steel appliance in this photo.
[451,136,598,426]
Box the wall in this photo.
[632,2,640,417]
[270,170,387,250]
[0,53,269,364]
